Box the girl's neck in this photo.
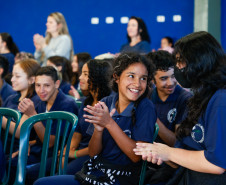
[116,97,130,114]
[0,47,10,54]
[157,89,169,102]
[130,36,142,47]
[46,90,59,111]
[19,89,28,101]
[51,32,59,38]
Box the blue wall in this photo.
[0,0,202,58]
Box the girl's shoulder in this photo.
[3,93,20,107]
[101,94,116,107]
[208,89,226,108]
[139,97,155,109]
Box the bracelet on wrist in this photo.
[74,150,78,159]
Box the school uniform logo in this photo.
[167,108,177,123]
[191,124,204,143]
[123,130,131,138]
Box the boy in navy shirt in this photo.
[0,55,16,105]
[143,51,192,184]
[9,66,78,184]
[147,51,192,147]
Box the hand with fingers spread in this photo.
[83,102,116,131]
[69,85,80,100]
[18,98,37,117]
[134,142,170,165]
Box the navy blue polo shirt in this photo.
[176,89,226,169]
[0,80,16,105]
[150,85,192,132]
[3,92,40,111]
[120,41,151,54]
[75,102,94,150]
[30,90,78,155]
[100,93,157,165]
[59,80,71,95]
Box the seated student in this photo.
[147,50,192,146]
[0,55,16,104]
[34,53,157,185]
[134,31,226,185]
[71,52,91,89]
[47,56,73,95]
[8,66,78,184]
[70,52,92,99]
[1,59,40,153]
[144,50,192,184]
[65,59,113,175]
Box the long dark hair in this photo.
[84,59,112,106]
[0,33,19,56]
[127,16,151,43]
[113,53,154,125]
[174,31,226,139]
[71,52,91,86]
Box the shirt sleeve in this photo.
[204,94,226,169]
[132,100,157,143]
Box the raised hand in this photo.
[83,102,116,131]
[18,98,37,117]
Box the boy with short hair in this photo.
[144,50,192,184]
[9,66,78,184]
[147,50,192,146]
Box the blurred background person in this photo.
[120,16,151,54]
[33,12,73,66]
[0,32,19,73]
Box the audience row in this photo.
[0,15,225,185]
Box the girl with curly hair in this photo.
[34,53,157,185]
[60,59,113,175]
[134,31,226,184]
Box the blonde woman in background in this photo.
[33,12,73,66]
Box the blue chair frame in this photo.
[14,111,78,185]
[0,108,21,185]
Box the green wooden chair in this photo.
[0,108,21,185]
[139,123,159,185]
[14,111,78,185]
